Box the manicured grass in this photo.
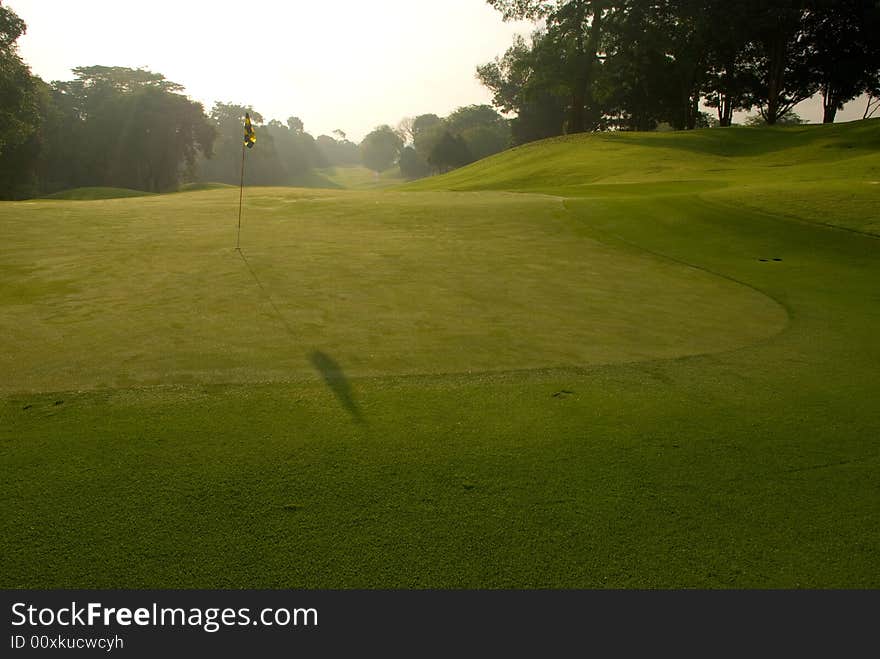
[1,120,878,588]
[176,182,237,193]
[316,165,406,190]
[0,189,783,393]
[41,187,157,200]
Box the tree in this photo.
[805,0,880,123]
[865,73,880,118]
[487,0,613,133]
[701,0,756,127]
[398,145,431,179]
[396,116,415,145]
[360,125,403,174]
[445,104,511,160]
[287,116,304,133]
[412,113,445,162]
[316,132,359,166]
[265,118,323,181]
[0,3,39,161]
[477,32,568,143]
[741,1,817,125]
[428,131,472,173]
[477,30,570,144]
[200,103,278,186]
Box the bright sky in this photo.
[7,0,872,141]
[7,0,534,142]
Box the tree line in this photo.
[479,0,880,142]
[361,105,512,178]
[2,1,878,199]
[0,0,512,199]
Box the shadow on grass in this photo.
[309,350,365,424]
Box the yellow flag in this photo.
[244,113,256,149]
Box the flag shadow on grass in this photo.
[309,350,365,424]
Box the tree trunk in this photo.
[764,36,787,125]
[687,95,699,130]
[568,2,606,133]
[823,104,838,124]
[821,84,837,124]
[569,86,587,134]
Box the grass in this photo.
[1,119,878,588]
[41,187,156,200]
[316,165,406,190]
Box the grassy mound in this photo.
[408,119,880,235]
[41,187,155,200]
[1,120,878,589]
[176,182,236,193]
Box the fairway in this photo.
[2,121,879,588]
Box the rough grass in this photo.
[1,120,878,588]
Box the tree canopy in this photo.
[360,125,404,174]
[480,0,880,142]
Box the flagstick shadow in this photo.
[235,252,365,424]
[309,350,365,424]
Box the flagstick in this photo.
[236,141,246,250]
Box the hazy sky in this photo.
[7,0,872,141]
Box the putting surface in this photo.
[0,189,785,393]
[1,120,878,588]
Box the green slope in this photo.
[407,119,880,234]
[41,187,156,200]
[1,120,878,589]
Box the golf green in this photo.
[1,120,878,588]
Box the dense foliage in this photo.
[480,0,880,140]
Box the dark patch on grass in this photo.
[309,351,364,423]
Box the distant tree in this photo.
[265,118,323,181]
[412,113,445,162]
[360,125,403,174]
[316,133,359,166]
[396,116,415,145]
[428,131,472,173]
[287,116,304,133]
[398,145,431,179]
[445,104,511,161]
